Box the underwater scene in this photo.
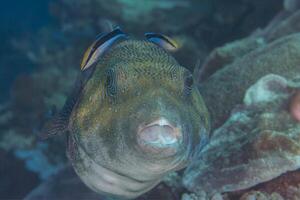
[1,0,300,199]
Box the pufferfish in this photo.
[43,27,210,199]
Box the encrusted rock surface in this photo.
[195,37,266,83]
[195,2,300,93]
[183,74,300,198]
[199,33,300,129]
[181,3,300,199]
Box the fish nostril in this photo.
[137,118,182,156]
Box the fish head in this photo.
[69,39,210,198]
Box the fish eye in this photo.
[183,73,194,95]
[105,68,117,96]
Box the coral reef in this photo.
[2,0,300,199]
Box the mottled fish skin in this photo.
[66,40,210,199]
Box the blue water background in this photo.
[0,0,53,103]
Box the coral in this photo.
[183,74,300,197]
[0,66,73,178]
[14,142,65,180]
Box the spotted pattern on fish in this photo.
[45,36,210,199]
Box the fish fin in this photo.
[80,27,129,71]
[66,133,77,162]
[40,114,69,139]
[40,92,77,139]
[40,69,93,139]
[144,32,179,51]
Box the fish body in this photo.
[45,30,210,199]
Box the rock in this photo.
[264,10,300,42]
[195,37,266,83]
[181,192,224,200]
[196,5,300,84]
[200,33,300,129]
[243,74,290,106]
[239,191,284,200]
[181,192,207,200]
[182,193,201,200]
[211,194,224,200]
[285,185,300,199]
[284,0,300,12]
[228,170,300,200]
[183,74,300,197]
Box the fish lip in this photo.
[136,117,182,155]
[138,118,178,134]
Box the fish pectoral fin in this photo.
[40,85,80,140]
[40,70,87,140]
[40,115,69,139]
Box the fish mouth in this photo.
[137,118,182,156]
